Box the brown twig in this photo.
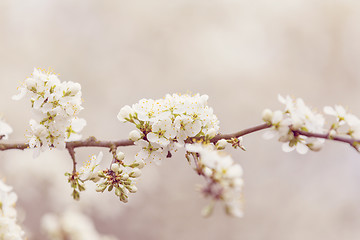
[66,145,77,174]
[291,128,360,151]
[211,123,271,142]
[0,136,134,151]
[1,123,359,155]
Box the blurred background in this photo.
[1,0,360,239]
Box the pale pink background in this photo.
[1,0,360,239]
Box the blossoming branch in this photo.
[1,68,360,239]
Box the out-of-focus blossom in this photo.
[0,179,25,240]
[41,209,118,240]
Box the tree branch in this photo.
[1,123,359,154]
[0,136,134,151]
[291,128,360,151]
[66,145,77,174]
[211,123,271,142]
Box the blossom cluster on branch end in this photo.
[262,95,360,154]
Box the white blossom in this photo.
[263,95,325,154]
[79,152,103,182]
[134,140,165,165]
[324,105,360,140]
[186,143,244,218]
[0,119,13,140]
[174,116,202,144]
[147,119,176,146]
[324,105,347,125]
[13,68,86,156]
[41,210,117,240]
[0,179,25,240]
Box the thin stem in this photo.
[109,144,118,168]
[291,128,360,151]
[211,123,271,142]
[66,146,77,174]
[192,153,203,176]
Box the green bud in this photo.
[72,190,80,201]
[78,183,86,192]
[201,202,214,218]
[96,184,107,193]
[71,181,77,189]
[98,170,105,178]
[122,173,129,180]
[115,187,121,196]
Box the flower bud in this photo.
[130,160,145,169]
[111,163,120,172]
[216,139,227,150]
[201,203,214,218]
[130,168,141,178]
[129,130,141,141]
[98,170,105,178]
[122,173,129,180]
[115,187,121,196]
[96,184,107,192]
[122,186,130,195]
[78,183,86,191]
[129,185,138,193]
[117,105,134,122]
[120,195,128,203]
[72,190,80,200]
[136,160,145,169]
[262,109,273,123]
[116,151,125,161]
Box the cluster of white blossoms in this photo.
[41,210,117,240]
[324,105,360,141]
[262,95,326,154]
[13,68,86,157]
[0,179,25,240]
[117,93,247,217]
[186,143,244,217]
[0,119,12,140]
[118,93,220,164]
